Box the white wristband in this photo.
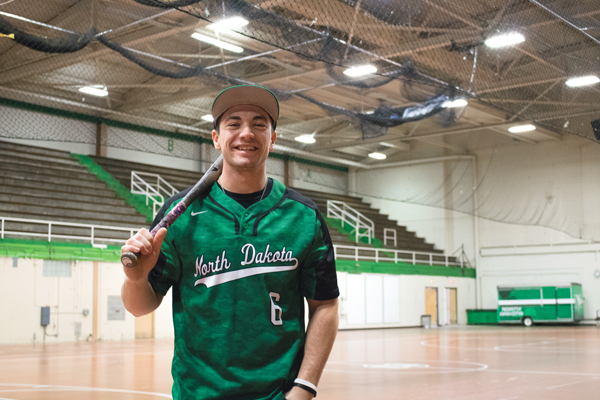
[294,378,317,392]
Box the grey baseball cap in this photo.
[211,85,279,129]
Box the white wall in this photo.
[337,271,476,329]
[0,257,135,344]
[350,135,600,318]
[352,158,477,262]
[478,242,600,320]
[0,255,478,344]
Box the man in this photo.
[121,85,339,400]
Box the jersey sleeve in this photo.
[147,195,184,296]
[300,209,339,301]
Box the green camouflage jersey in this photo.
[148,178,338,400]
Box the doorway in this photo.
[444,288,458,325]
[135,312,155,339]
[425,287,438,326]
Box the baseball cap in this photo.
[211,85,279,129]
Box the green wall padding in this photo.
[71,153,153,223]
[336,260,476,278]
[0,238,121,262]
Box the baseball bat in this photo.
[121,155,224,268]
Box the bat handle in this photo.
[121,251,141,268]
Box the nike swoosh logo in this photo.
[194,260,298,288]
[191,211,208,216]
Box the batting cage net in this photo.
[1,0,600,240]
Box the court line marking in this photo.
[421,337,600,354]
[546,380,584,390]
[0,383,172,398]
[0,350,174,364]
[487,369,600,377]
[325,359,488,375]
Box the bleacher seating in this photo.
[91,156,200,192]
[0,141,147,242]
[292,188,447,256]
[0,141,454,262]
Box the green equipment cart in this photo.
[497,283,584,326]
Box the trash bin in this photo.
[421,315,431,329]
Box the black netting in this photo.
[2,0,600,239]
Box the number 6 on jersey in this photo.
[269,292,283,326]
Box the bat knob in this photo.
[121,252,139,268]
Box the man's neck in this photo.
[218,165,268,194]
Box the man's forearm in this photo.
[287,298,339,399]
[121,277,163,317]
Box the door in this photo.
[135,312,155,339]
[446,288,458,325]
[425,287,438,326]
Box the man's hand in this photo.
[121,228,167,282]
[120,228,166,317]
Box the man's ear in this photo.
[269,130,277,151]
[212,129,221,150]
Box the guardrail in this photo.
[131,171,178,216]
[0,217,137,247]
[327,200,374,244]
[333,244,465,267]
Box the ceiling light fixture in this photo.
[508,124,536,133]
[201,114,214,122]
[368,152,386,160]
[191,32,243,53]
[210,17,249,32]
[485,33,525,48]
[442,99,468,108]
[565,75,600,87]
[295,135,316,144]
[78,85,108,97]
[344,65,377,77]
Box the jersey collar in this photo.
[209,178,285,217]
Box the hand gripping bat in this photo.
[121,155,224,268]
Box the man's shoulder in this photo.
[282,187,320,214]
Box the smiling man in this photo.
[121,85,339,400]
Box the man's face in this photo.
[212,104,277,172]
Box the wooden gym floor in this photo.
[0,325,599,399]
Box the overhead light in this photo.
[485,33,525,48]
[191,32,243,53]
[210,17,249,32]
[368,152,386,160]
[201,114,214,122]
[565,75,600,87]
[442,99,468,108]
[344,65,377,77]
[295,135,316,144]
[508,124,536,133]
[78,85,108,97]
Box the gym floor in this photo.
[1,325,599,399]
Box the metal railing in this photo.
[131,171,178,216]
[0,217,137,247]
[333,244,466,267]
[327,200,374,244]
[383,228,397,247]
